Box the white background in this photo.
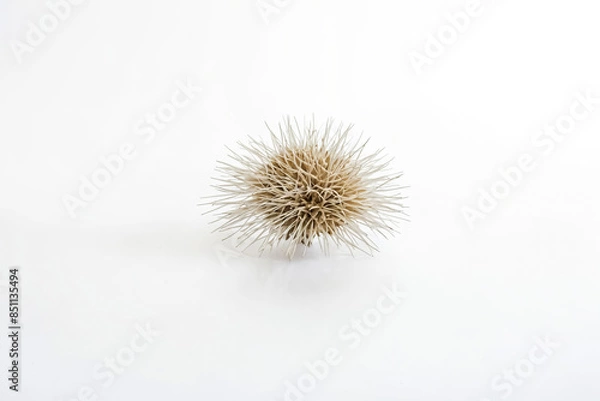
[1,0,599,400]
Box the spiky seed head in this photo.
[205,117,408,258]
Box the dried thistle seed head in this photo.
[205,117,408,258]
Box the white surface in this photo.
[1,0,599,400]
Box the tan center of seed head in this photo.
[249,144,366,246]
